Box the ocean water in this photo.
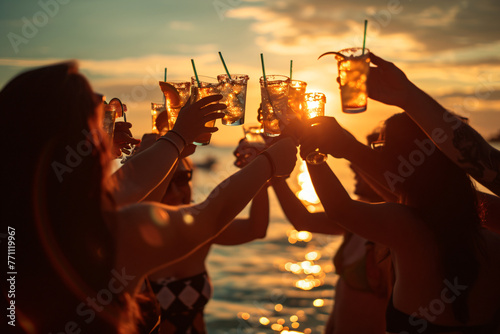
[189,145,356,334]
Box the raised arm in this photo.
[300,147,420,248]
[115,138,297,292]
[212,184,270,245]
[368,53,500,196]
[271,177,344,235]
[112,95,225,206]
[299,116,394,194]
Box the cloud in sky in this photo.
[1,0,499,141]
[228,0,500,54]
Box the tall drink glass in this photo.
[102,103,117,141]
[191,76,221,146]
[164,80,191,131]
[217,74,249,126]
[234,123,267,168]
[288,80,307,120]
[259,75,290,137]
[304,92,328,164]
[151,102,166,134]
[335,48,370,113]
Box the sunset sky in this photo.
[1,0,499,146]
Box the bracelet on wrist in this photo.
[259,150,276,179]
[157,134,183,155]
[168,130,187,147]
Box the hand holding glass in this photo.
[191,76,221,145]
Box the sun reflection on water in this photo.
[296,161,320,206]
[234,159,336,333]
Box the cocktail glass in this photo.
[151,102,166,134]
[217,74,249,126]
[102,103,117,141]
[287,80,307,120]
[304,92,328,164]
[234,123,267,168]
[259,75,290,137]
[335,48,370,113]
[164,80,191,131]
[191,76,221,146]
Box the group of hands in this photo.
[112,53,412,178]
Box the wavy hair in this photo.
[381,112,484,323]
[1,62,138,332]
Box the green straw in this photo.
[163,68,167,105]
[218,52,232,78]
[362,20,368,55]
[289,60,293,80]
[190,59,201,87]
[260,53,267,83]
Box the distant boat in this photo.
[195,156,217,170]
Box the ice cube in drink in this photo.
[259,75,290,137]
[336,48,370,113]
[217,74,249,126]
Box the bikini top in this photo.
[148,271,212,315]
[385,293,498,334]
[333,232,392,297]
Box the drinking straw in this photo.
[190,59,201,87]
[218,52,231,78]
[362,19,368,55]
[163,68,167,105]
[289,60,293,80]
[260,53,267,83]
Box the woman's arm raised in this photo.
[114,138,297,293]
[368,53,500,196]
[272,177,344,235]
[111,95,225,206]
[304,159,421,249]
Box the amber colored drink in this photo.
[336,48,370,113]
[259,75,290,137]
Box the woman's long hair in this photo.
[1,62,137,332]
[381,112,484,323]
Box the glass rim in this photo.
[259,75,290,83]
[164,80,191,84]
[337,47,370,58]
[191,75,219,87]
[217,73,249,78]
